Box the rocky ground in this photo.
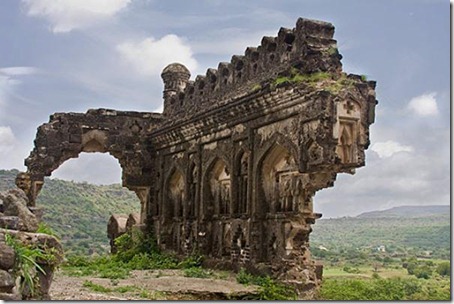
[50,269,258,300]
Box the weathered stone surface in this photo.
[0,291,21,301]
[22,17,377,296]
[0,243,15,270]
[28,207,44,222]
[0,189,38,232]
[0,270,14,293]
[107,214,128,253]
[0,216,19,230]
[126,213,140,230]
[1,229,63,300]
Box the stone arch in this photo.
[203,157,231,217]
[187,161,198,218]
[23,111,159,211]
[163,166,185,221]
[233,148,250,215]
[256,140,299,215]
[335,99,362,165]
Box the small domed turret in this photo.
[161,63,191,116]
[161,63,191,77]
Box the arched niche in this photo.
[334,99,362,165]
[260,144,300,214]
[187,162,198,218]
[205,158,231,217]
[234,151,249,215]
[165,168,185,220]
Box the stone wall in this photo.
[0,188,62,300]
[22,17,377,297]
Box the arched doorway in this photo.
[37,152,141,256]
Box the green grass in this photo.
[319,276,450,300]
[236,268,297,300]
[273,71,332,87]
[183,267,213,278]
[82,280,113,293]
[61,230,208,281]
[82,280,169,300]
[5,233,60,297]
[271,69,362,95]
[138,290,167,300]
[323,265,408,279]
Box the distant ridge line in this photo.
[356,205,450,218]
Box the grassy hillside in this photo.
[0,169,139,255]
[311,214,450,259]
[0,169,18,189]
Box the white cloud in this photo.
[117,35,198,76]
[0,67,39,76]
[0,126,16,154]
[315,145,449,218]
[22,0,131,33]
[407,92,439,116]
[0,126,27,170]
[0,66,38,108]
[371,140,414,158]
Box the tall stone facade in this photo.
[21,18,377,295]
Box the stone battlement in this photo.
[162,18,342,117]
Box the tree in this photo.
[436,262,450,277]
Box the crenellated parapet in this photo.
[162,18,342,118]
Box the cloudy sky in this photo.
[0,0,449,217]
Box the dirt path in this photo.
[50,269,258,300]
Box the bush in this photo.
[319,277,423,301]
[62,229,201,279]
[5,234,52,297]
[343,266,361,274]
[256,277,297,300]
[414,267,431,279]
[177,254,203,269]
[36,222,59,238]
[236,268,267,286]
[436,262,450,277]
[236,269,296,300]
[183,267,212,278]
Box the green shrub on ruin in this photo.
[5,234,48,297]
[236,268,297,300]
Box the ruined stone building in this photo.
[20,18,377,293]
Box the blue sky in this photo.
[0,0,450,217]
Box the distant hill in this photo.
[0,169,139,256]
[357,205,450,218]
[311,207,450,260]
[0,169,19,189]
